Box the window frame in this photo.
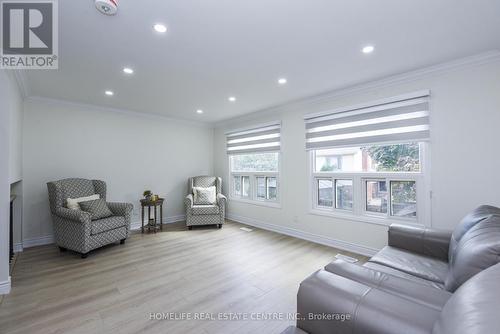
[309,142,430,226]
[229,153,281,208]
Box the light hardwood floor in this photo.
[0,220,367,334]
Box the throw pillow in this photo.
[79,199,113,220]
[66,194,100,210]
[193,186,217,205]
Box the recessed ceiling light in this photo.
[123,67,134,74]
[278,78,287,85]
[153,24,167,33]
[228,96,236,102]
[362,45,375,54]
[196,109,204,114]
[105,90,114,96]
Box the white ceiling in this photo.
[22,0,500,123]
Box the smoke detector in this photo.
[95,0,118,16]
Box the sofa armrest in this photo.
[217,193,227,207]
[388,223,452,261]
[324,259,452,310]
[185,194,194,208]
[107,202,133,217]
[55,207,91,224]
[297,270,440,334]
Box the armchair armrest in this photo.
[217,193,227,207]
[107,202,133,216]
[297,270,440,334]
[324,259,451,311]
[388,223,452,261]
[55,207,91,224]
[185,194,194,208]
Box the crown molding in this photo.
[214,50,500,128]
[25,96,213,128]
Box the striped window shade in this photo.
[305,91,430,150]
[226,123,281,155]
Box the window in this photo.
[317,179,333,207]
[227,123,281,205]
[390,180,417,218]
[336,179,353,210]
[306,91,430,224]
[230,153,280,204]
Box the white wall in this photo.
[22,98,213,241]
[214,57,500,253]
[8,75,23,184]
[0,70,23,294]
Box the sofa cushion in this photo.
[445,214,500,291]
[79,199,113,220]
[191,205,219,215]
[363,262,445,290]
[433,263,500,334]
[369,246,448,284]
[91,216,126,235]
[448,205,500,263]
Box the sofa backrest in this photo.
[188,176,222,195]
[433,262,500,334]
[47,178,104,213]
[445,205,500,291]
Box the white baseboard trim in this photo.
[16,215,187,251]
[227,213,379,257]
[130,214,186,231]
[13,243,23,253]
[22,235,54,249]
[0,276,11,295]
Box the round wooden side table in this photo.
[140,198,164,233]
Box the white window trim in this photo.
[308,143,431,227]
[229,154,282,208]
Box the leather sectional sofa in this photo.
[283,205,500,334]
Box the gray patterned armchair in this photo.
[185,176,226,229]
[47,178,133,258]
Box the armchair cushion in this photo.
[193,186,216,205]
[191,205,220,215]
[66,194,100,210]
[79,199,113,220]
[91,216,127,235]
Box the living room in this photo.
[1,1,500,333]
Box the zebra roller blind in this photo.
[226,122,281,154]
[305,91,430,150]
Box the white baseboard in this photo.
[22,235,54,248]
[16,215,187,251]
[0,277,11,295]
[227,213,379,257]
[13,242,23,253]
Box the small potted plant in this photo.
[143,190,152,200]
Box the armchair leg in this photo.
[59,246,67,252]
[120,239,126,244]
[218,224,222,229]
[188,226,192,230]
[81,252,88,259]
